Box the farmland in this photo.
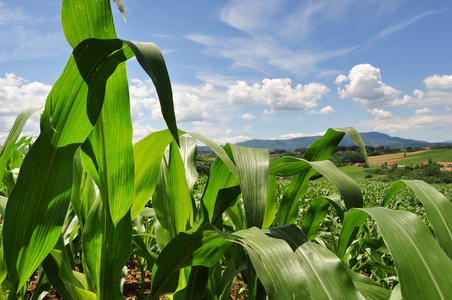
[368,149,452,166]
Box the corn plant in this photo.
[1,1,452,300]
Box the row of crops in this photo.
[1,1,452,299]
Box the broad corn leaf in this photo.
[230,145,269,228]
[83,197,132,299]
[384,180,452,259]
[132,129,175,220]
[2,39,131,292]
[150,224,230,299]
[350,207,452,300]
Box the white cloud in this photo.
[0,73,49,140]
[413,89,424,99]
[414,107,432,115]
[308,105,334,115]
[213,135,251,145]
[132,121,160,143]
[424,75,452,89]
[227,78,329,111]
[129,79,216,123]
[336,64,409,108]
[226,129,233,135]
[269,131,325,140]
[360,114,452,133]
[241,113,256,120]
[367,108,393,120]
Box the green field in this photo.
[368,149,452,166]
[396,149,452,165]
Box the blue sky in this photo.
[1,0,452,145]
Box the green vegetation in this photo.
[1,2,452,300]
[396,149,452,165]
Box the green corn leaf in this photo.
[188,132,238,178]
[345,268,391,300]
[81,61,134,226]
[150,224,231,300]
[271,158,363,210]
[230,145,269,228]
[153,141,194,249]
[132,129,175,220]
[61,0,118,48]
[262,175,277,228]
[0,105,42,185]
[337,209,369,260]
[352,207,452,300]
[178,136,199,192]
[276,128,366,226]
[384,180,452,259]
[232,227,311,299]
[83,196,132,299]
[265,225,364,299]
[200,146,239,224]
[166,141,194,233]
[124,40,179,145]
[301,196,330,240]
[113,0,127,22]
[2,38,131,292]
[333,127,369,164]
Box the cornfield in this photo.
[1,1,452,299]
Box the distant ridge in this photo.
[230,132,452,151]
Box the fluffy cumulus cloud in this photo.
[367,108,393,120]
[227,78,329,112]
[129,80,214,124]
[307,105,334,115]
[336,64,408,108]
[0,73,50,140]
[404,74,452,107]
[424,75,452,89]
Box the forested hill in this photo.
[231,132,451,150]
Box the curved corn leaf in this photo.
[345,268,391,300]
[350,207,452,299]
[150,224,231,300]
[384,180,452,259]
[132,129,175,220]
[301,196,330,240]
[232,227,311,299]
[230,145,269,228]
[337,209,369,260]
[0,105,42,185]
[113,0,127,22]
[178,136,198,192]
[333,127,369,164]
[200,145,239,224]
[124,40,179,145]
[271,158,363,210]
[188,132,238,178]
[2,38,131,291]
[266,225,364,299]
[276,128,366,226]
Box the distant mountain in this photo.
[231,132,452,151]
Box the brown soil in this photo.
[25,260,246,300]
